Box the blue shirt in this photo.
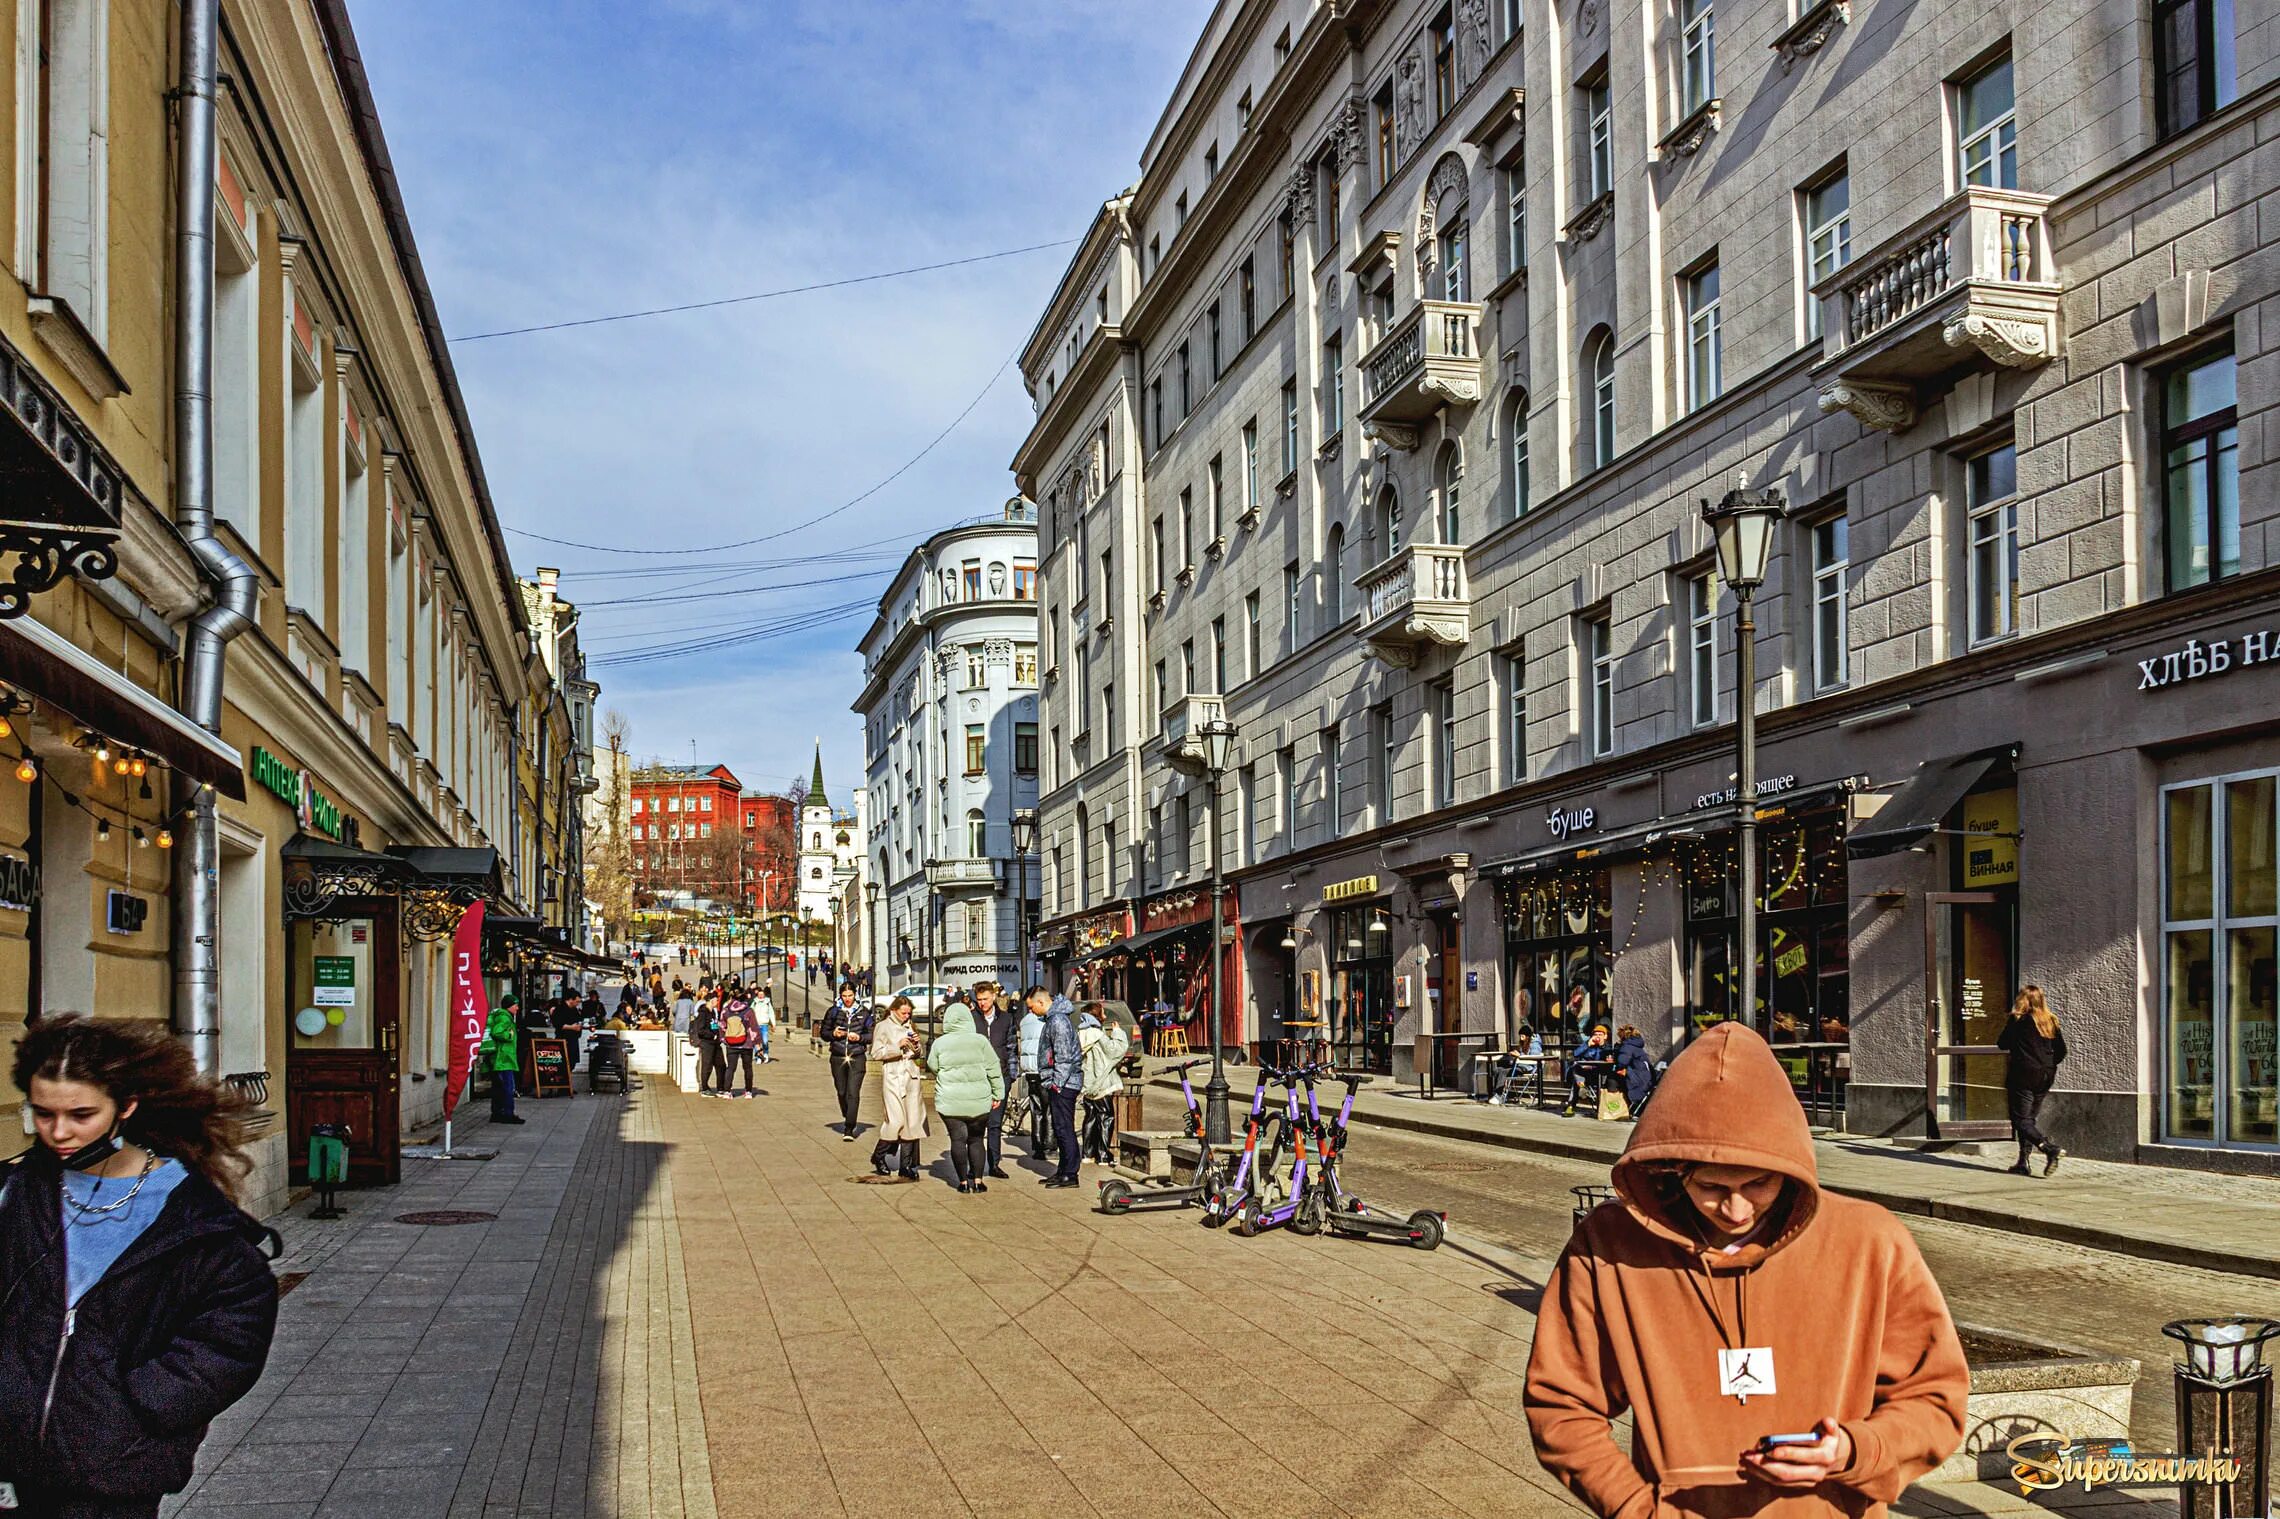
[60,1156,187,1306]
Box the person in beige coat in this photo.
[868,996,927,1179]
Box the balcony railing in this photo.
[926,858,999,889]
[1161,692,1229,778]
[1357,300,1484,438]
[1813,186,2061,433]
[1355,543,1470,667]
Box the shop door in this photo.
[1432,914,1463,1089]
[1922,892,2012,1140]
[286,896,403,1185]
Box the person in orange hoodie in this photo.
[1525,1023,1967,1519]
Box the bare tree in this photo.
[584,710,637,941]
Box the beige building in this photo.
[1021,0,2279,1167]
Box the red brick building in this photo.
[741,793,796,915]
[629,763,744,903]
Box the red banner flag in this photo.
[442,899,488,1119]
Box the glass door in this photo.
[1923,891,2013,1138]
[2163,774,2279,1147]
[285,897,403,1185]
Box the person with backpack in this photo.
[1036,992,1084,1188]
[752,987,777,1063]
[1998,985,2067,1176]
[1077,1003,1132,1164]
[718,988,760,1098]
[926,1003,1006,1193]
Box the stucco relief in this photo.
[1394,52,1427,163]
[1415,152,1473,285]
[1458,0,1493,88]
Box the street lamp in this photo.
[1197,714,1239,1145]
[865,879,881,994]
[1700,480,1785,1040]
[1011,807,1038,990]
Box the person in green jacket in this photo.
[486,994,525,1125]
[926,1004,1004,1193]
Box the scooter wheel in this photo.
[1194,1163,1224,1201]
[1233,1198,1264,1238]
[1408,1211,1446,1251]
[1291,1191,1325,1236]
[1098,1179,1133,1214]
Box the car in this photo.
[890,985,951,1016]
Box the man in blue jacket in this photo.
[1036,991,1084,1187]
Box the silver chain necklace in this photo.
[63,1147,159,1219]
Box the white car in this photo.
[890,984,951,1016]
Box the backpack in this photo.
[722,1001,751,1045]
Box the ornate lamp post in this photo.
[865,879,881,993]
[1197,714,1239,1145]
[1011,807,1038,989]
[1700,481,1785,1038]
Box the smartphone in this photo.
[1756,1433,1820,1451]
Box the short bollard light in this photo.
[1571,1184,1617,1233]
[2163,1316,2280,1519]
[307,1122,351,1220]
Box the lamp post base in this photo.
[1202,1071,1232,1147]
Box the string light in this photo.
[128,755,147,778]
[14,758,34,783]
[0,715,10,740]
[133,827,148,849]
[96,818,110,841]
[111,755,130,776]
[157,829,172,849]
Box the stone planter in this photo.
[1927,1323,2140,1483]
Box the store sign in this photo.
[250,746,350,842]
[0,851,37,913]
[1960,788,2019,887]
[2136,629,2280,691]
[1693,774,1800,811]
[312,955,358,1007]
[1545,804,1598,840]
[1322,874,1379,904]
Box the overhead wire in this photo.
[587,597,878,668]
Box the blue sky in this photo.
[352,0,1211,803]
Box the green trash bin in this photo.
[308,1123,350,1219]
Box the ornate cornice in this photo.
[1943,311,2053,367]
[1816,380,1915,433]
[1658,99,1722,159]
[1773,0,1850,71]
[1565,191,1614,243]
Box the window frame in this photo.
[1586,615,1616,758]
[1956,54,2018,190]
[1432,680,1457,811]
[1684,261,1722,411]
[2154,0,2239,139]
[1811,514,1851,693]
[1965,441,2022,645]
[1587,82,1614,200]
[1686,570,1719,728]
[1502,651,1528,786]
[2160,344,2241,595]
[1802,168,1850,342]
[1681,0,1716,116]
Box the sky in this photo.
[351,0,1213,805]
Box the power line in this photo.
[451,239,1076,342]
[587,598,878,669]
[576,565,895,611]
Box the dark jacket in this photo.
[1040,997,1083,1093]
[1997,1015,2067,1090]
[820,1004,874,1060]
[973,1003,1022,1082]
[1611,1034,1655,1107]
[0,1152,279,1499]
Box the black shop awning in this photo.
[386,845,504,899]
[0,616,245,798]
[1846,746,2018,859]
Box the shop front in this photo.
[1128,888,1243,1056]
[1057,904,1133,998]
[1320,875,1393,1075]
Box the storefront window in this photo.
[1329,905,1395,1074]
[1501,871,1611,1052]
[2165,772,2278,1146]
[290,918,378,1048]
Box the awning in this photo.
[280,832,414,917]
[0,616,244,798]
[386,845,504,899]
[1846,746,2018,859]
[1491,817,1711,877]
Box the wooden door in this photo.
[1435,915,1463,1090]
[286,895,403,1185]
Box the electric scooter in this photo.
[1201,1066,1293,1227]
[1302,1070,1446,1249]
[1232,1070,1314,1237]
[1099,1058,1227,1214]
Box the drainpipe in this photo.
[171,0,257,1078]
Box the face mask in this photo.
[57,1126,123,1172]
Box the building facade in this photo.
[795,744,862,927]
[854,503,1043,993]
[629,762,744,907]
[1021,0,2280,1166]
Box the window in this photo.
[1374,82,1397,185]
[1178,343,1192,415]
[1204,142,1219,182]
[339,429,371,672]
[1154,660,1167,723]
[1208,303,1223,379]
[1237,90,1253,129]
[1375,703,1398,822]
[700,795,713,813]
[2156,0,2238,138]
[1803,170,1851,341]
[1432,682,1457,810]
[1211,616,1228,693]
[1014,646,1038,685]
[1585,330,1616,470]
[1325,525,1346,626]
[1151,516,1166,594]
[1957,55,2017,190]
[1274,26,1291,64]
[1175,191,1188,228]
[1503,161,1527,277]
[1208,455,1224,542]
[1286,560,1303,650]
[1282,379,1300,472]
[2162,346,2240,593]
[1812,516,1850,691]
[1681,0,1716,115]
[963,560,982,598]
[1322,333,1344,437]
[1586,81,1614,200]
[1685,263,1722,410]
[1239,257,1257,339]
[967,809,987,857]
[1436,445,1462,543]
[1241,421,1259,517]
[1586,615,1616,757]
[1015,722,1038,775]
[1151,379,1164,448]
[1686,570,1719,727]
[24,0,110,339]
[1180,639,1196,697]
[1013,562,1037,600]
[1149,234,1160,273]
[1322,726,1343,832]
[965,646,986,688]
[1278,210,1295,298]
[1501,652,1528,786]
[2159,770,2279,1145]
[1432,9,1458,115]
[1319,150,1341,241]
[213,190,260,547]
[1439,216,1471,301]
[1505,389,1532,518]
[1503,0,1524,43]
[965,724,986,774]
[1179,488,1195,568]
[287,337,325,616]
[1245,591,1262,678]
[1966,443,2021,643]
[1279,744,1298,839]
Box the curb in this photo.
[1145,1076,2280,1282]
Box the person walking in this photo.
[970,982,1020,1179]
[752,987,777,1063]
[1997,985,2067,1176]
[1036,992,1084,1188]
[688,992,724,1097]
[868,997,927,1179]
[0,1016,281,1518]
[1018,986,1050,1150]
[1525,1022,1967,1519]
[718,988,760,1099]
[926,1003,1006,1193]
[1078,1003,1132,1164]
[820,987,875,1140]
[485,996,525,1125]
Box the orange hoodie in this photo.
[1524,1024,1967,1519]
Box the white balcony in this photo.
[926,857,1000,890]
[1357,300,1484,447]
[1356,543,1470,667]
[1814,187,2061,433]
[1161,692,1230,778]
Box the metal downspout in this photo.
[170,0,258,1076]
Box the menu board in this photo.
[530,1037,572,1098]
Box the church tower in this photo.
[797,740,837,923]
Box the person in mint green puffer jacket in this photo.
[926,1005,1005,1193]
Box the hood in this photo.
[939,1005,976,1037]
[1078,1010,1102,1030]
[1609,1022,1820,1264]
[1048,994,1076,1022]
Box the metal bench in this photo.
[223,1070,278,1133]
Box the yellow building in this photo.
[0,1,590,1214]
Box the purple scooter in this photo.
[1201,1066,1296,1227]
[1232,1067,1315,1237]
[1098,1058,1225,1214]
[1302,1070,1446,1249]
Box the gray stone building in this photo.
[853,503,1043,997]
[1016,0,2278,1168]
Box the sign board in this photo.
[530,1037,573,1098]
[0,851,37,913]
[250,745,351,841]
[1960,787,2019,887]
[1322,874,1379,904]
[104,891,148,936]
[312,955,358,1007]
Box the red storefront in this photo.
[1126,888,1244,1057]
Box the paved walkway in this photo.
[1159,1066,2280,1278]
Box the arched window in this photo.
[1436,442,1463,543]
[1505,388,1532,518]
[1584,329,1616,471]
[967,809,987,856]
[1325,523,1346,625]
[1377,483,1403,556]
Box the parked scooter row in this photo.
[1100,1060,1444,1250]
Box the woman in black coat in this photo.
[1997,984,2068,1176]
[0,1016,278,1517]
